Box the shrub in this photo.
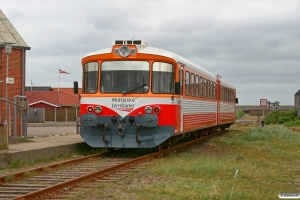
[278,117,290,124]
[236,110,244,119]
[266,110,300,127]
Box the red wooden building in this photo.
[25,87,81,109]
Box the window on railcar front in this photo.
[100,61,149,93]
[152,62,174,94]
[83,62,98,94]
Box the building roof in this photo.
[52,87,82,94]
[295,89,300,96]
[25,86,53,91]
[25,90,80,107]
[0,9,30,49]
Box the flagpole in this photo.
[58,69,60,92]
[57,69,70,107]
[58,69,61,107]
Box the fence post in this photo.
[43,108,45,123]
[8,104,11,136]
[54,108,56,123]
[76,117,80,134]
[0,123,8,148]
[65,108,67,122]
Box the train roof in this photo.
[219,78,235,90]
[85,40,235,89]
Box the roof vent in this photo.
[114,40,147,46]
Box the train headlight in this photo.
[95,106,102,114]
[153,106,161,114]
[87,106,94,113]
[145,106,152,114]
[119,46,130,57]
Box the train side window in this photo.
[220,86,222,101]
[221,86,224,101]
[213,82,216,100]
[191,73,195,96]
[223,86,225,101]
[208,81,211,99]
[228,89,230,102]
[210,81,212,99]
[226,87,228,101]
[185,71,190,96]
[227,88,229,102]
[224,87,226,101]
[200,77,203,97]
[203,78,206,98]
[179,68,183,95]
[211,82,214,99]
[83,62,98,94]
[195,75,199,97]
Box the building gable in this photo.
[0,9,30,49]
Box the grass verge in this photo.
[79,125,300,200]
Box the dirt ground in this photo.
[27,126,77,137]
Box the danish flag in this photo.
[59,69,71,74]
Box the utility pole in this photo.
[4,43,13,124]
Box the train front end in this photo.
[77,40,180,148]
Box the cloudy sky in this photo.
[2,0,300,105]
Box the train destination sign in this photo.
[111,97,135,109]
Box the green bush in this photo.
[278,117,290,124]
[266,110,300,127]
[236,110,244,119]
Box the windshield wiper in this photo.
[122,84,146,95]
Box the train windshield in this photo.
[100,61,149,93]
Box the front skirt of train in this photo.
[80,113,174,148]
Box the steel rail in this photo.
[12,130,223,200]
[0,152,110,184]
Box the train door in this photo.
[179,65,184,132]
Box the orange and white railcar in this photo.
[74,40,236,149]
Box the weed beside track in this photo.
[80,125,300,200]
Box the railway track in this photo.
[0,130,223,200]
